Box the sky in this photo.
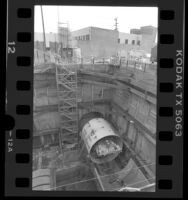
[34,6,158,34]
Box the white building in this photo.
[118,32,142,45]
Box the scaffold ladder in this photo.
[55,63,78,150]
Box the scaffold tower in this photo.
[55,63,78,150]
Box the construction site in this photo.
[32,6,157,192]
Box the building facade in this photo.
[72,26,157,58]
[35,25,157,59]
[117,32,142,57]
[72,27,119,58]
[140,26,157,53]
[118,32,142,46]
[150,45,157,62]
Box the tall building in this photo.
[140,26,157,53]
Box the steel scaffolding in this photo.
[55,63,78,150]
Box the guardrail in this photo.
[34,49,157,74]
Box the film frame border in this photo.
[5,0,184,197]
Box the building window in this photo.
[86,34,90,40]
[118,38,120,43]
[125,39,128,44]
[132,40,135,45]
[137,40,140,45]
[83,35,86,40]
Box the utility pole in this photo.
[55,34,57,53]
[66,22,70,63]
[67,22,69,49]
[57,7,63,58]
[40,6,46,51]
[114,17,119,31]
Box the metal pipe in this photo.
[80,114,123,164]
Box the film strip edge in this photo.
[5,0,184,197]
